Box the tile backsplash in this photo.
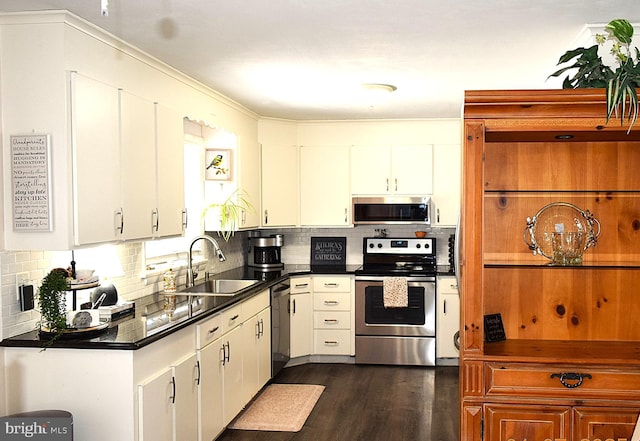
[0,225,454,340]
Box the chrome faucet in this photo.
[187,235,226,287]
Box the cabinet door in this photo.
[236,139,260,229]
[350,145,390,195]
[291,292,313,358]
[391,144,433,195]
[138,368,173,441]
[71,73,121,245]
[198,339,224,441]
[260,144,298,227]
[120,90,157,240]
[300,145,350,226]
[242,308,271,404]
[172,353,198,441]
[432,144,461,226]
[223,325,244,425]
[484,404,571,441]
[574,406,639,441]
[436,276,460,359]
[155,103,186,238]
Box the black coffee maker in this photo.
[248,234,284,269]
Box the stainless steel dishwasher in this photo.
[270,280,291,377]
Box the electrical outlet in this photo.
[15,272,30,301]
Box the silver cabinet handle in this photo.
[116,208,124,234]
[324,283,339,288]
[264,209,268,225]
[324,340,339,345]
[181,208,188,230]
[152,208,159,232]
[324,300,339,305]
[394,178,398,191]
[324,319,339,324]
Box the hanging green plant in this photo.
[549,18,640,132]
[202,189,254,241]
[37,268,70,335]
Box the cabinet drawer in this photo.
[222,304,243,333]
[437,277,459,295]
[314,293,351,311]
[242,290,269,319]
[290,277,311,293]
[196,313,224,349]
[314,311,351,329]
[314,330,351,355]
[313,276,351,292]
[486,362,640,400]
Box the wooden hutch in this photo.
[460,89,640,441]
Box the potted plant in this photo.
[549,18,640,131]
[202,189,254,241]
[37,268,70,335]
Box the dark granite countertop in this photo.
[0,264,359,351]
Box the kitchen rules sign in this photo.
[311,237,346,270]
[11,134,52,231]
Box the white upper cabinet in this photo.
[155,103,187,237]
[350,144,433,195]
[119,90,157,241]
[72,73,121,245]
[300,145,350,226]
[260,143,298,227]
[72,77,186,246]
[432,144,461,226]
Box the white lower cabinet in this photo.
[241,292,271,405]
[436,276,460,359]
[196,290,271,441]
[138,353,199,441]
[290,277,313,358]
[312,276,354,356]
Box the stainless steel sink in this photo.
[182,279,259,296]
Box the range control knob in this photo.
[416,244,422,249]
[377,243,383,248]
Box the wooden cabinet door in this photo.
[484,404,571,441]
[574,406,640,441]
[300,145,350,226]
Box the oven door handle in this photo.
[355,276,436,283]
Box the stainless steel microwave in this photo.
[352,196,431,225]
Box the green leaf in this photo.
[605,19,634,45]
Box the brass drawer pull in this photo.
[550,372,592,388]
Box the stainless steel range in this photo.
[355,237,436,366]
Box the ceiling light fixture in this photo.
[361,83,397,93]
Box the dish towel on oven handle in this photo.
[383,277,408,308]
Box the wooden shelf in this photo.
[483,339,640,365]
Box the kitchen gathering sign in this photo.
[311,236,346,269]
[11,134,52,231]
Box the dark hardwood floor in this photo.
[217,363,459,441]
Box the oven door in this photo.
[355,277,436,337]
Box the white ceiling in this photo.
[1,1,639,120]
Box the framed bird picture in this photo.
[205,149,233,181]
